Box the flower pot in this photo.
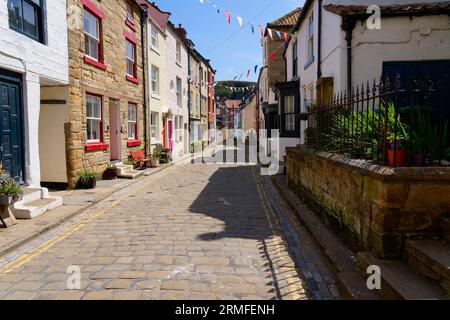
[0,195,12,205]
[414,154,426,167]
[151,159,160,168]
[103,168,119,180]
[77,177,97,189]
[388,149,408,167]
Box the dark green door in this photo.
[0,69,24,183]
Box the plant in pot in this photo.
[0,175,23,206]
[102,163,120,180]
[384,102,409,167]
[77,171,99,189]
[151,149,161,168]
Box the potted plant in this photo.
[102,163,120,180]
[0,176,23,206]
[385,103,409,167]
[151,149,161,168]
[77,171,99,189]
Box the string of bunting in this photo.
[196,0,291,81]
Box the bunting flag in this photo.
[254,65,258,74]
[267,28,273,40]
[258,25,264,36]
[283,32,289,43]
[247,69,251,77]
[236,16,243,28]
[276,30,282,40]
[270,52,275,61]
[251,24,255,34]
[226,10,231,24]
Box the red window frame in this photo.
[82,0,107,70]
[125,1,138,32]
[127,102,141,147]
[124,30,139,84]
[85,92,109,151]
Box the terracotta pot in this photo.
[388,149,408,167]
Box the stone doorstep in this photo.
[405,240,450,296]
[357,252,447,300]
[0,162,176,258]
[271,175,380,300]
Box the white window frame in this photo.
[150,112,159,144]
[307,13,314,63]
[126,40,136,77]
[86,94,102,142]
[176,41,181,65]
[151,65,160,96]
[176,77,182,108]
[128,103,137,140]
[126,2,134,23]
[151,24,159,52]
[84,10,100,61]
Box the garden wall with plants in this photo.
[286,146,450,258]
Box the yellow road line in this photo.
[251,168,302,300]
[0,167,175,275]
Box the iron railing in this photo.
[307,72,449,167]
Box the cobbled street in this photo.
[0,162,340,300]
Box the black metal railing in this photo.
[307,71,449,167]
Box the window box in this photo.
[85,142,109,151]
[127,139,142,147]
[84,56,107,70]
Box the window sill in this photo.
[151,47,160,55]
[126,75,140,84]
[176,62,182,68]
[304,57,315,70]
[85,142,109,151]
[151,94,161,100]
[127,139,142,147]
[125,19,138,32]
[84,56,107,71]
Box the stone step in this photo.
[20,188,43,203]
[12,196,63,219]
[405,240,450,296]
[357,252,447,300]
[117,171,143,180]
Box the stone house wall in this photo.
[286,146,450,258]
[66,0,145,188]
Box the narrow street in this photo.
[0,161,339,300]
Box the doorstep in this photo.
[0,164,173,258]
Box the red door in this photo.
[162,119,166,148]
[168,120,173,152]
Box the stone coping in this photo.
[287,146,450,183]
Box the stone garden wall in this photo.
[286,146,450,258]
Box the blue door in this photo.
[0,69,24,183]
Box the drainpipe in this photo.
[317,0,323,79]
[141,8,149,156]
[187,51,192,144]
[342,16,356,90]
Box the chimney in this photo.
[176,24,188,41]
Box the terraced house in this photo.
[65,0,145,188]
[0,0,68,217]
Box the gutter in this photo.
[317,0,323,79]
[140,8,149,156]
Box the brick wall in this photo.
[66,0,145,188]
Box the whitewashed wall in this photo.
[0,0,69,187]
[165,26,189,159]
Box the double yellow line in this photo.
[251,168,303,300]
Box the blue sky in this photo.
[156,0,304,82]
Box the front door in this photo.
[109,99,121,161]
[0,70,24,183]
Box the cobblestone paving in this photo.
[0,163,340,300]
